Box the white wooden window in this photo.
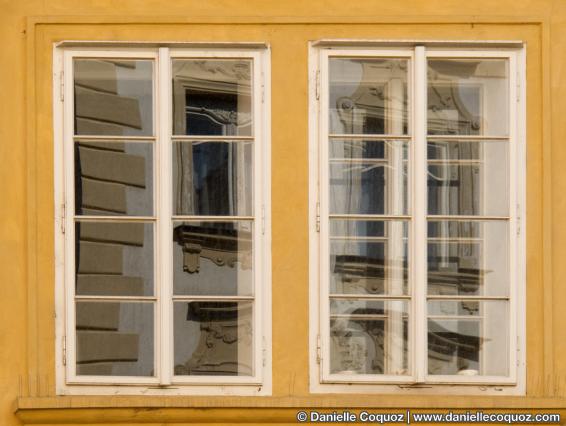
[54,45,271,395]
[309,43,526,394]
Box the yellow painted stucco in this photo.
[1,0,566,424]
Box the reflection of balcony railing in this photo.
[173,224,252,274]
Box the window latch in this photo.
[315,70,321,101]
[59,71,64,102]
[315,202,320,232]
[316,334,321,364]
[61,203,66,234]
[261,204,266,235]
[62,336,66,366]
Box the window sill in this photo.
[15,395,566,424]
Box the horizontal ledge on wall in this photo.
[16,396,566,409]
[27,15,548,26]
[15,405,566,424]
[312,39,525,48]
[55,40,269,49]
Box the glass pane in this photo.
[330,220,408,295]
[427,59,509,136]
[329,140,408,215]
[428,300,508,376]
[330,300,409,375]
[330,139,409,160]
[173,141,252,216]
[427,221,508,297]
[427,140,508,216]
[76,302,154,376]
[329,58,408,135]
[75,142,153,216]
[173,301,253,376]
[172,60,252,136]
[74,59,153,136]
[173,221,253,296]
[75,222,154,296]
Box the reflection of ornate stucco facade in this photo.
[2,1,566,425]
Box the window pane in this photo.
[329,58,408,135]
[172,60,252,136]
[427,220,508,297]
[330,300,409,375]
[330,139,409,160]
[75,222,154,296]
[172,221,253,296]
[74,60,153,136]
[172,141,252,216]
[428,300,508,376]
[427,59,508,136]
[75,142,153,216]
[330,220,409,295]
[427,140,508,216]
[76,302,154,376]
[173,301,253,376]
[329,140,408,215]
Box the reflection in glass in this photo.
[427,140,508,216]
[75,142,153,216]
[428,300,508,376]
[76,302,154,376]
[330,220,408,295]
[173,301,253,376]
[329,58,408,135]
[330,300,409,375]
[172,60,252,136]
[330,139,409,160]
[74,59,153,136]
[427,59,508,136]
[172,221,253,296]
[173,141,252,216]
[427,221,508,297]
[75,222,154,296]
[329,141,408,215]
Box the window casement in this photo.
[54,45,271,395]
[309,44,526,394]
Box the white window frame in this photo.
[308,41,526,395]
[53,43,272,396]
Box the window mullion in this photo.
[157,46,173,386]
[412,45,428,383]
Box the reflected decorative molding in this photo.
[175,302,253,376]
[173,224,252,274]
[185,106,252,129]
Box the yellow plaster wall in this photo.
[0,0,565,424]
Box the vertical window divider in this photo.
[157,47,173,385]
[508,51,519,383]
[413,45,428,383]
[319,50,331,381]
[62,49,76,383]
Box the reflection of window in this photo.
[55,47,270,395]
[312,46,524,391]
